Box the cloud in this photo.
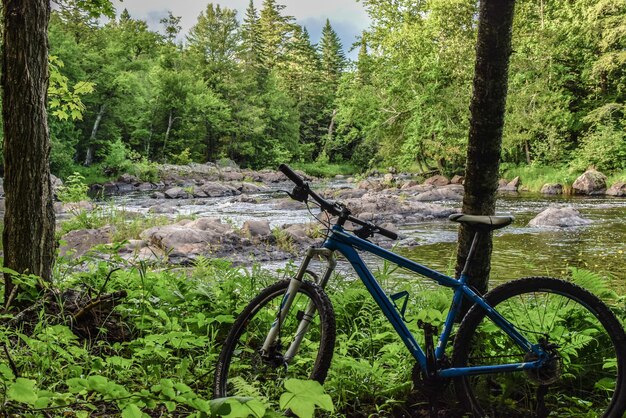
[115,0,369,58]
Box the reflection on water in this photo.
[399,193,626,285]
[109,189,626,285]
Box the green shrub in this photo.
[56,172,90,203]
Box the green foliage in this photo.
[170,148,192,165]
[27,0,626,180]
[102,138,133,176]
[56,172,90,203]
[500,163,581,192]
[291,161,356,178]
[279,379,334,418]
[48,55,94,121]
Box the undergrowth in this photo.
[0,252,623,417]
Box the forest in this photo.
[1,0,624,181]
[1,0,626,417]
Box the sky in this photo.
[115,0,371,59]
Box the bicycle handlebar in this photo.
[278,164,398,241]
[278,163,305,187]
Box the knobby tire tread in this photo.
[452,276,626,417]
[213,279,336,398]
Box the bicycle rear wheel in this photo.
[213,279,335,405]
[453,277,626,417]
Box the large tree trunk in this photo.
[455,0,516,295]
[2,0,55,308]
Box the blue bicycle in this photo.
[214,164,626,417]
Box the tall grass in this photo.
[501,164,626,192]
[500,164,582,192]
[291,161,357,178]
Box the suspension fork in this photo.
[261,247,336,361]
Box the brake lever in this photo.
[353,222,376,239]
[286,185,309,203]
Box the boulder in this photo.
[333,188,368,199]
[199,182,240,197]
[239,182,268,193]
[140,218,235,253]
[607,182,626,197]
[402,184,436,194]
[164,187,188,199]
[357,179,385,191]
[540,183,563,195]
[499,176,520,192]
[450,175,464,185]
[528,207,592,228]
[424,175,450,187]
[401,180,420,189]
[220,171,245,182]
[415,188,463,202]
[50,174,63,193]
[59,227,113,258]
[242,220,272,238]
[117,173,140,184]
[572,169,607,195]
[383,173,395,184]
[282,224,313,244]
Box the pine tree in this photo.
[356,36,372,84]
[319,19,346,89]
[160,11,182,43]
[258,0,293,69]
[239,0,266,79]
[282,25,325,155]
[186,4,239,90]
[318,19,346,154]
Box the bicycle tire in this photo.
[213,279,336,404]
[452,277,626,417]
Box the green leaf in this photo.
[122,404,145,418]
[279,379,333,418]
[209,397,233,416]
[0,363,15,381]
[7,378,38,405]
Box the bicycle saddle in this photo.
[449,213,514,231]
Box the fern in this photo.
[569,268,616,299]
[230,376,268,403]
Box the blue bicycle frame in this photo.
[320,224,549,378]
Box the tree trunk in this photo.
[327,109,337,141]
[84,103,105,166]
[524,140,532,165]
[2,0,55,308]
[163,109,174,157]
[454,0,516,295]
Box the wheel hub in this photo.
[524,347,562,385]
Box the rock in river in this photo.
[528,207,592,228]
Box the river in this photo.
[107,184,626,286]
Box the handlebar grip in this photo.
[278,164,305,187]
[377,226,398,240]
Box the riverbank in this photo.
[42,164,625,283]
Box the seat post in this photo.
[461,231,481,277]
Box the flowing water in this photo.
[108,186,626,286]
[399,194,626,285]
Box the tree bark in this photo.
[455,0,516,295]
[2,0,55,308]
[84,103,105,166]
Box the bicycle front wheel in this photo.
[453,277,626,417]
[213,279,336,404]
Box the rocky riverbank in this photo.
[1,163,623,267]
